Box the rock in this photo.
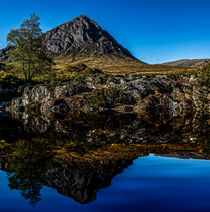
[112,105,135,114]
[22,86,51,106]
[52,99,69,117]
[135,93,175,122]
[43,15,135,59]
[54,84,90,98]
[0,46,12,62]
[2,74,209,120]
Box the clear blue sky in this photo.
[0,0,210,64]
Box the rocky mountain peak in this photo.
[58,15,101,31]
[0,15,136,63]
[43,15,135,59]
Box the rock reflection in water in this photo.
[0,112,209,206]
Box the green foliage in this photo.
[66,63,102,74]
[7,13,52,83]
[166,69,199,80]
[4,63,14,72]
[64,63,103,80]
[41,64,104,94]
[88,88,124,108]
[45,81,61,97]
[197,63,210,86]
[41,71,63,97]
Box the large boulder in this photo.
[54,84,90,98]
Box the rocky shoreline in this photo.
[0,74,209,205]
[0,74,209,120]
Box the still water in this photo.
[0,112,209,212]
[1,156,210,212]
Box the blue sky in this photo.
[0,0,209,64]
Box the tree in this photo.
[7,13,52,83]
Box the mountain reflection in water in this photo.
[0,111,209,210]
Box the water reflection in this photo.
[0,111,209,207]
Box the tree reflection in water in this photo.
[0,111,209,206]
[8,173,42,207]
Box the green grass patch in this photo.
[88,88,124,108]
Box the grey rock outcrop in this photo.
[4,75,209,123]
[0,46,11,62]
[43,15,135,59]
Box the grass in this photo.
[0,62,104,88]
[0,57,205,90]
[54,55,196,75]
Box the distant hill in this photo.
[162,59,210,68]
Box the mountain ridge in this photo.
[0,15,195,74]
[0,15,137,62]
[162,59,210,68]
[43,15,137,60]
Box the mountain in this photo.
[0,46,11,62]
[0,15,140,66]
[43,15,189,73]
[43,15,135,60]
[0,15,193,73]
[162,59,210,68]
